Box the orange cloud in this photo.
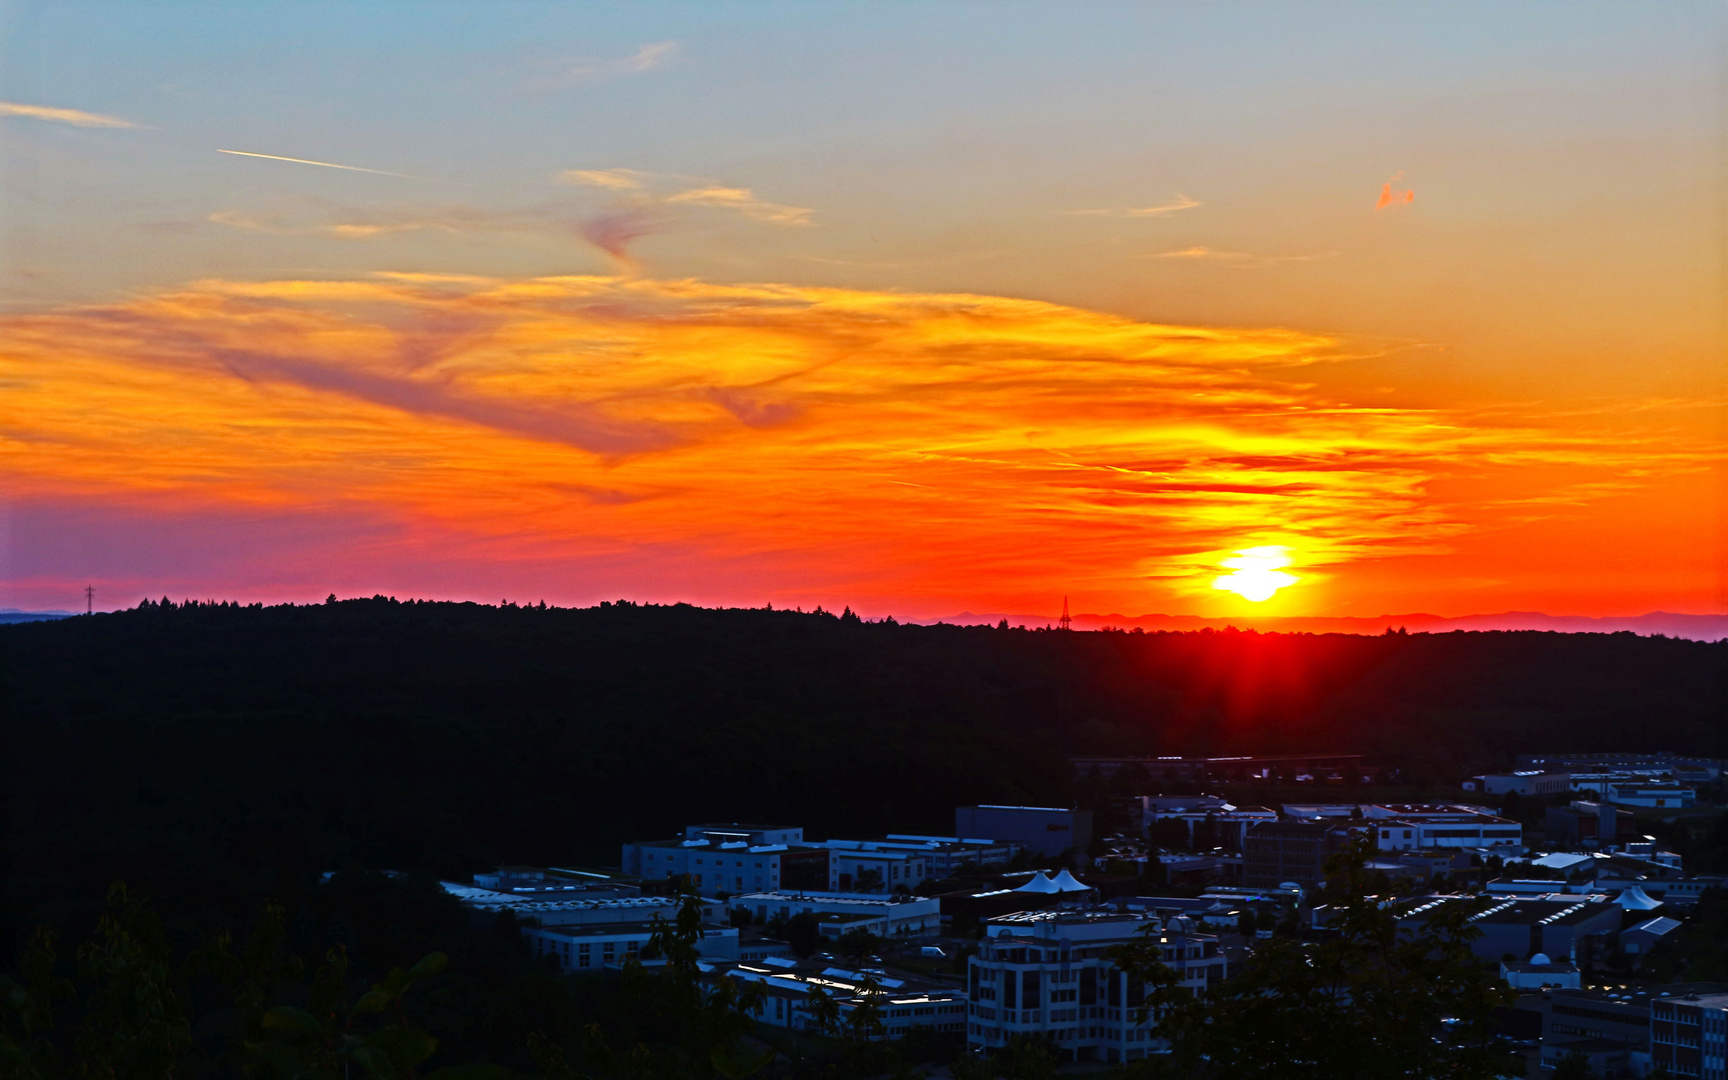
[0,275,1711,612]
[1147,246,1340,268]
[1376,172,1416,209]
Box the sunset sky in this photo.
[2,2,1722,619]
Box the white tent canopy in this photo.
[1050,869,1090,893]
[1616,885,1664,910]
[1014,872,1061,894]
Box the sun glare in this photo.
[1212,546,1300,602]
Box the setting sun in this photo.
[1212,546,1300,602]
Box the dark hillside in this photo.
[1,598,1722,957]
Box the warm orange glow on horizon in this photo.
[1,273,1716,613]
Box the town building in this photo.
[1547,800,1640,846]
[818,840,933,892]
[523,922,741,970]
[1621,916,1682,966]
[1243,820,1351,890]
[1069,753,1378,784]
[1516,752,1721,785]
[1536,982,1728,1074]
[1500,953,1581,990]
[966,909,1226,1064]
[1366,807,1523,852]
[1568,779,1698,809]
[441,882,708,928]
[1652,990,1728,1079]
[1280,804,1361,820]
[1142,798,1279,851]
[955,805,1093,858]
[470,866,640,897]
[1397,895,1621,963]
[1464,771,1572,797]
[620,823,830,894]
[880,835,1023,874]
[728,890,942,939]
[721,957,968,1038]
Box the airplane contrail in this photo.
[217,149,423,179]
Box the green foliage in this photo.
[1549,1051,1592,1080]
[71,882,191,1080]
[781,915,823,960]
[834,929,879,966]
[1108,839,1516,1080]
[242,943,450,1080]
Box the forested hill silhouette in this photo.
[1,597,1722,948]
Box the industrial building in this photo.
[955,805,1093,858]
[1396,895,1621,963]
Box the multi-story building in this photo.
[1652,990,1728,1079]
[966,910,1225,1065]
[819,840,934,892]
[881,835,1023,874]
[621,823,831,894]
[1243,821,1351,890]
[956,805,1093,858]
[1534,983,1728,1075]
[1366,807,1522,852]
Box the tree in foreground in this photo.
[1110,838,1516,1080]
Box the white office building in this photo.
[1367,806,1522,851]
[523,922,741,970]
[820,841,933,892]
[966,910,1226,1065]
[621,823,831,895]
[730,890,942,938]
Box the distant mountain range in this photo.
[932,609,1728,641]
[9,604,1726,639]
[0,609,72,624]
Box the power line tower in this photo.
[85,584,94,615]
[1058,595,1071,631]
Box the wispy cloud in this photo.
[217,149,424,180]
[1064,194,1201,218]
[664,185,813,226]
[556,40,679,82]
[554,169,818,252]
[580,209,663,264]
[1147,246,1340,269]
[558,168,650,190]
[0,101,134,128]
